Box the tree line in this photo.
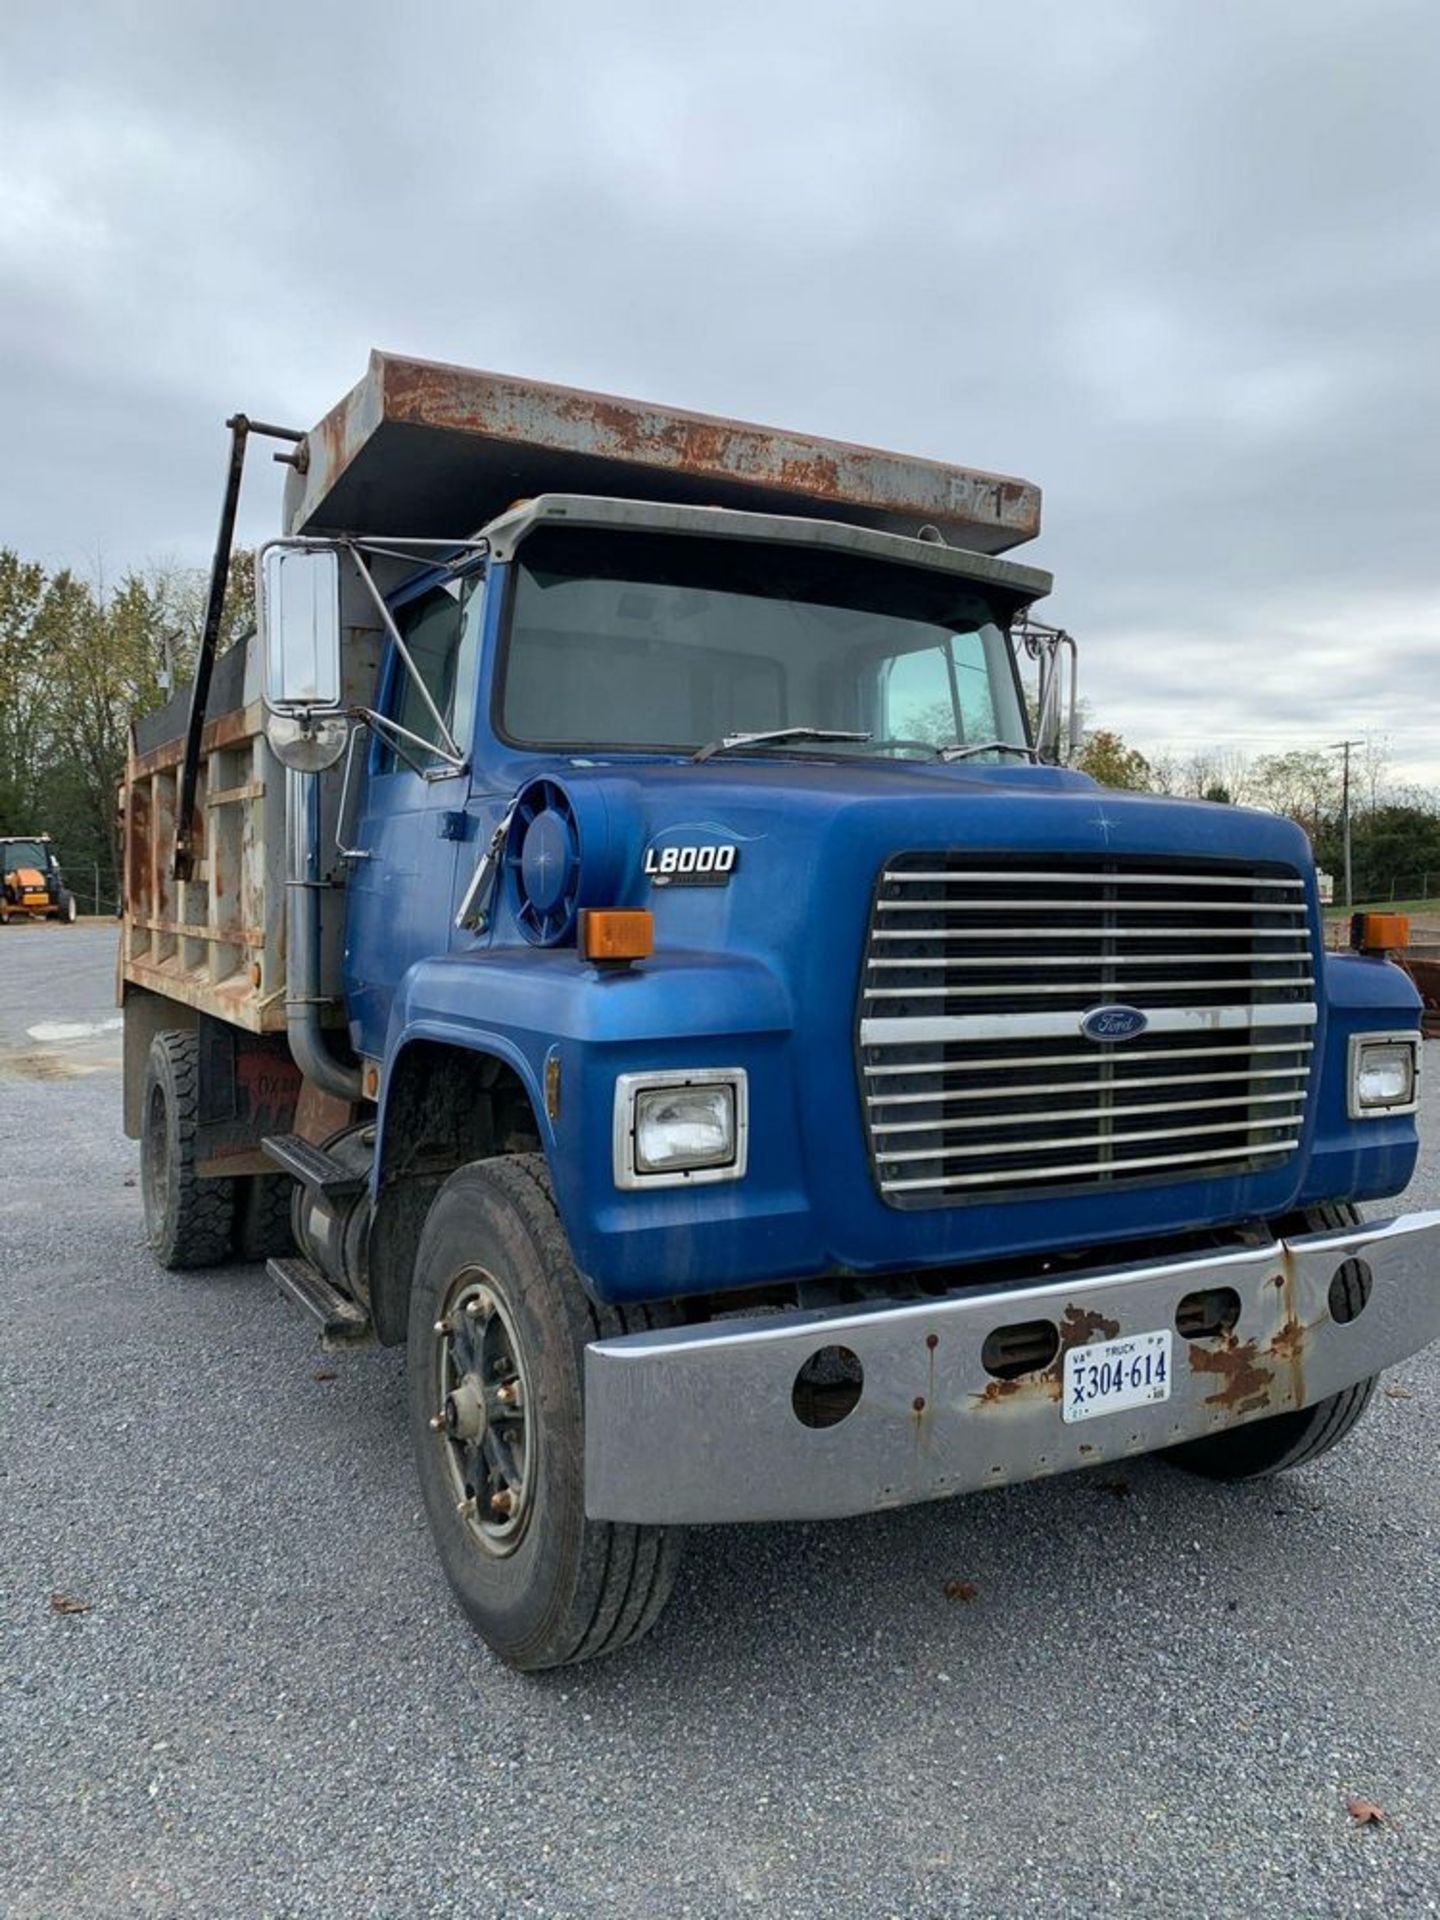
[0,545,1434,913]
[1076,729,1440,905]
[0,548,253,907]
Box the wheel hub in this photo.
[431,1273,533,1555]
[444,1375,488,1441]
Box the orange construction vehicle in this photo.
[0,836,78,924]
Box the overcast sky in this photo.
[2,0,1436,782]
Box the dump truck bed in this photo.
[122,634,287,1032]
[283,351,1042,554]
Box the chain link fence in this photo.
[53,855,121,918]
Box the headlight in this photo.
[636,1085,734,1172]
[1348,1033,1420,1117]
[613,1070,748,1188]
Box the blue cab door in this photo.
[344,574,485,1061]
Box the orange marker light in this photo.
[1350,912,1410,955]
[580,909,654,964]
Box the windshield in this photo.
[499,529,1027,760]
[2,840,47,871]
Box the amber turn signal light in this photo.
[1350,912,1410,955]
[580,909,654,964]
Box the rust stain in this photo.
[1188,1335,1276,1416]
[974,1375,1025,1406]
[1059,1305,1121,1351]
[1278,1246,1306,1409]
[972,1302,1119,1413]
[971,1369,1064,1411]
[319,353,1045,547]
[776,452,844,499]
[1271,1318,1306,1364]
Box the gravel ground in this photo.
[3,923,1439,1918]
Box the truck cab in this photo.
[122,354,1438,1670]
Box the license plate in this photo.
[1062,1329,1172,1424]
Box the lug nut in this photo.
[428,1413,446,1431]
[496,1381,520,1407]
[434,1318,452,1337]
[490,1488,516,1517]
[456,1496,477,1518]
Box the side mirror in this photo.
[258,544,347,771]
[260,544,342,708]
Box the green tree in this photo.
[1251,750,1339,841]
[1315,802,1440,903]
[1076,728,1152,790]
[0,549,51,833]
[0,545,257,897]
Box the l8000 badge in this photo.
[642,844,739,887]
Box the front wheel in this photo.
[1167,1202,1377,1481]
[407,1155,685,1670]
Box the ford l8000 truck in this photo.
[121,352,1437,1669]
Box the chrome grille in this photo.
[859,855,1316,1204]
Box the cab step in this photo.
[261,1133,367,1198]
[267,1255,373,1343]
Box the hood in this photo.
[484,751,1317,960]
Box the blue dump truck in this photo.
[121,352,1436,1669]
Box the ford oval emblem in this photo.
[1080,1004,1149,1043]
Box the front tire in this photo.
[140,1031,235,1269]
[407,1155,685,1670]
[1167,1203,1378,1482]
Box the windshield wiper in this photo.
[692,727,872,764]
[938,740,1039,763]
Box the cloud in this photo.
[0,0,1435,777]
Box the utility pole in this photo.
[158,630,182,696]
[1329,739,1361,911]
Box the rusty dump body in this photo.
[282,350,1042,552]
[120,636,286,1034]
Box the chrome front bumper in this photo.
[584,1211,1440,1524]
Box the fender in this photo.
[1296,950,1423,1205]
[377,947,809,1307]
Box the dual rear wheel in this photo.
[140,1031,293,1267]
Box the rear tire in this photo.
[407,1154,685,1670]
[232,1174,297,1261]
[140,1031,235,1269]
[1167,1203,1378,1482]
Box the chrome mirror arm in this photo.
[456,793,522,933]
